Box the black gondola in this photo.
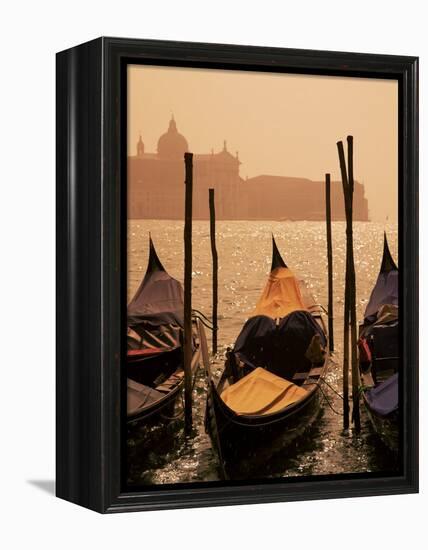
[126,237,202,427]
[205,237,329,478]
[358,233,399,451]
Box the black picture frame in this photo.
[56,37,418,513]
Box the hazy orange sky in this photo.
[128,65,398,221]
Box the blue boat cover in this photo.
[364,270,399,321]
[365,373,398,417]
[233,310,326,379]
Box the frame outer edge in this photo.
[56,37,105,513]
[57,37,419,513]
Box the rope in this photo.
[310,304,329,315]
[318,383,343,416]
[192,309,214,327]
[193,315,214,331]
[160,409,184,421]
[192,308,211,322]
[319,377,344,400]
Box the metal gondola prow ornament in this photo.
[147,234,166,273]
[271,234,287,271]
[381,232,398,273]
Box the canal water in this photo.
[127,220,399,485]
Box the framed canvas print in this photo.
[56,37,418,513]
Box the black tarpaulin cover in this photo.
[364,234,398,320]
[365,373,398,417]
[127,238,184,350]
[233,310,326,379]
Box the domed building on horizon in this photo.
[128,116,369,221]
[157,116,189,160]
[129,116,243,219]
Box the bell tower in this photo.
[137,134,144,157]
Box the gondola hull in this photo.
[205,308,329,478]
[127,383,181,428]
[206,377,324,477]
[127,328,202,429]
[358,233,399,453]
[362,392,399,452]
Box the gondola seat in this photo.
[220,367,307,415]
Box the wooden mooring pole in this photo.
[325,173,334,353]
[337,138,360,433]
[209,188,218,356]
[183,152,194,434]
[337,142,350,430]
[347,135,361,432]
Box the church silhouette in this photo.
[128,117,369,221]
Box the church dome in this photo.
[157,117,189,159]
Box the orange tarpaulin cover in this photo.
[252,267,307,319]
[221,367,307,415]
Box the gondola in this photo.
[358,233,399,451]
[205,236,329,478]
[126,237,202,427]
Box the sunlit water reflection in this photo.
[127,220,399,485]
